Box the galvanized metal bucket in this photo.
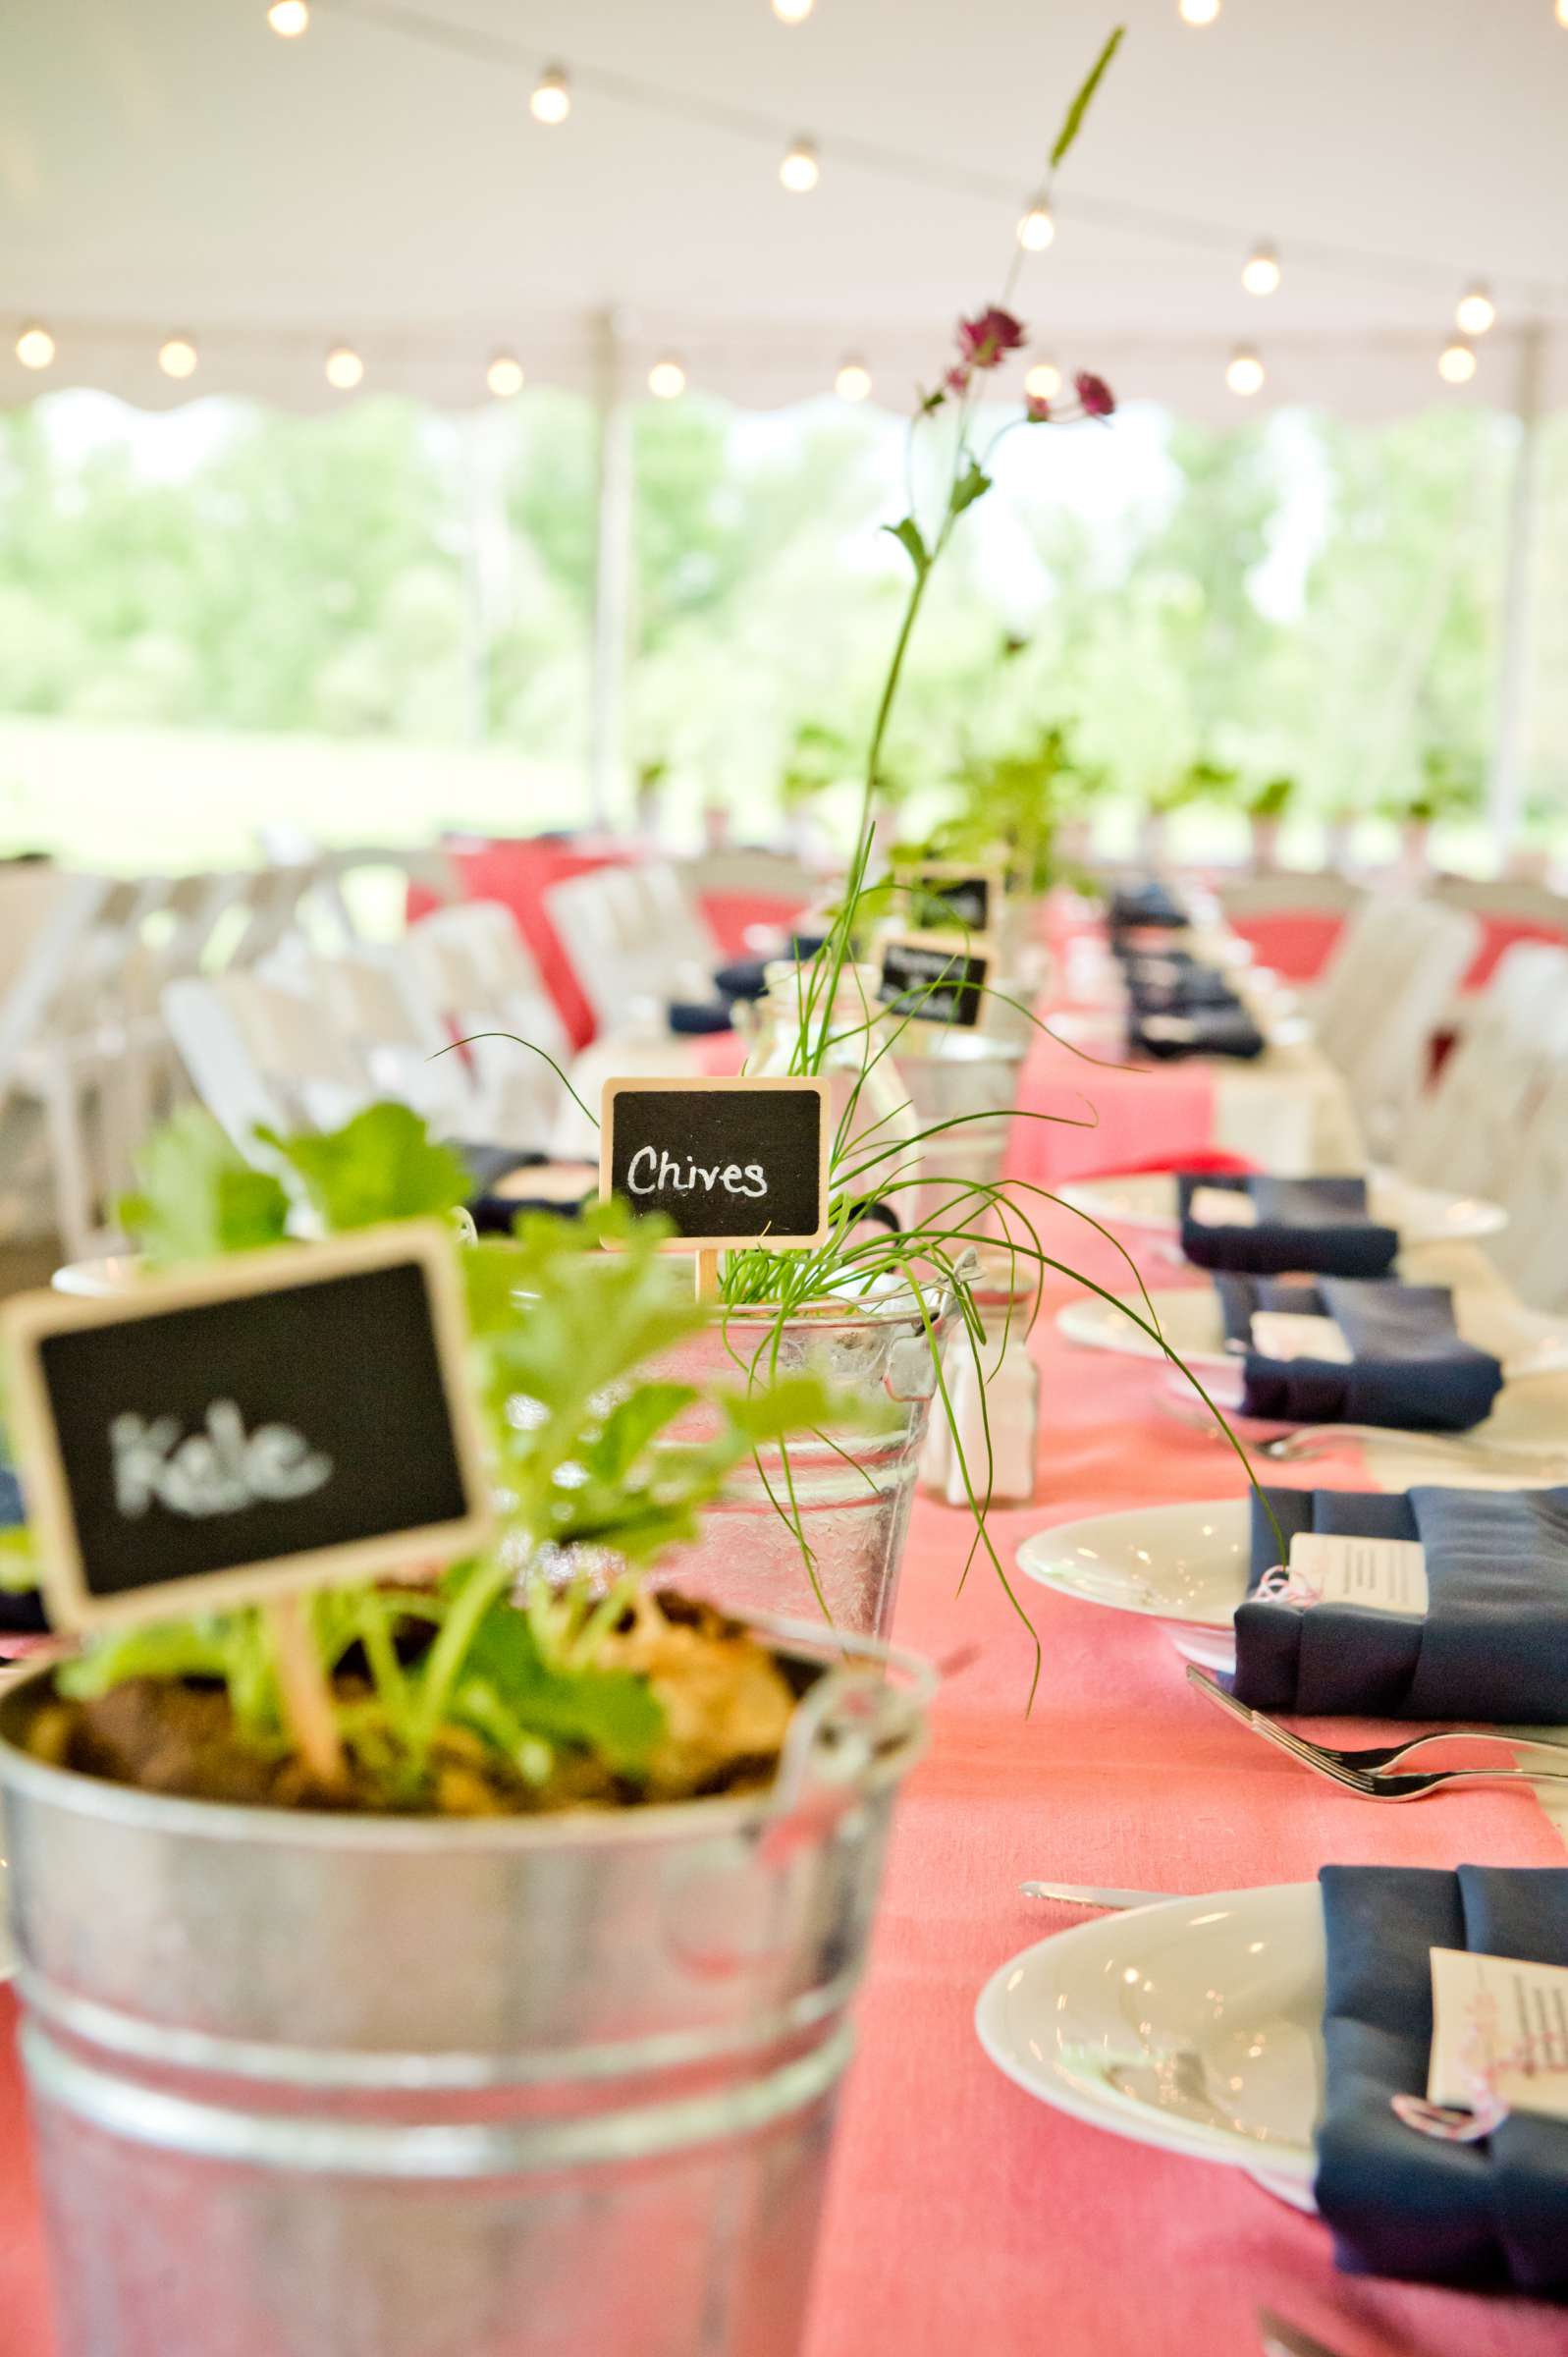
[0,1626,932,2357]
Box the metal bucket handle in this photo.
[746,1617,936,1860]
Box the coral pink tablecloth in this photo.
[0,1249,1563,2352]
[1003,1024,1217,1189]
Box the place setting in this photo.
[978,1862,1568,2301]
[1057,1167,1509,1254]
[1053,1160,1568,1491]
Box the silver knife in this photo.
[1019,1881,1182,1911]
[1257,2308,1351,2357]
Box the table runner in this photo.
[0,1230,1561,2351]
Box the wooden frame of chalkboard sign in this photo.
[1,1223,495,1634]
[877,930,993,1030]
[599,1075,833,1251]
[895,859,1005,939]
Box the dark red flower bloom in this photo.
[956,307,1026,370]
[1025,393,1052,423]
[1074,370,1115,418]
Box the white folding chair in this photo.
[546,863,714,1038]
[1488,1062,1568,1313]
[302,947,480,1135]
[1398,943,1568,1197]
[0,870,198,1258]
[1312,896,1480,1157]
[164,971,371,1148]
[406,902,568,1145]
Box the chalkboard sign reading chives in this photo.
[877,932,992,1029]
[600,1076,832,1248]
[1,1225,494,1633]
[897,860,1003,938]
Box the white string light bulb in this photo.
[325,345,365,390]
[1179,0,1220,23]
[1024,360,1062,402]
[158,335,198,380]
[529,65,570,125]
[648,357,686,400]
[1225,346,1265,396]
[15,323,55,370]
[772,0,815,21]
[1557,0,1568,27]
[835,358,871,402]
[1455,283,1495,337]
[780,137,820,192]
[267,0,309,34]
[486,352,524,398]
[1016,197,1054,252]
[1241,244,1280,296]
[1437,340,1477,385]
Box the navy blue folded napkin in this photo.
[714,932,833,1006]
[666,1000,733,1036]
[457,1151,594,1234]
[1235,1484,1568,1718]
[1178,1175,1399,1278]
[1108,878,1188,932]
[1128,965,1239,1013]
[1318,1863,1568,2295]
[1129,1005,1266,1062]
[1215,1275,1504,1431]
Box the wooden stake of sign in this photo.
[695,1247,723,1301]
[265,1593,347,1791]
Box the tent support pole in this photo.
[1487,322,1546,856]
[589,309,634,830]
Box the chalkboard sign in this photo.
[877,933,992,1029]
[600,1076,831,1247]
[2,1225,494,1631]
[897,860,1003,937]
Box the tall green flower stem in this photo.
[802,23,1125,1060]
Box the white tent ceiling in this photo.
[4,0,1568,422]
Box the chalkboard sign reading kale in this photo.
[1,1226,493,1631]
[898,860,1002,937]
[877,933,991,1029]
[600,1076,832,1247]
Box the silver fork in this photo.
[1185,1665,1568,1774]
[1185,1665,1568,1801]
[1165,1400,1568,1471]
[1256,1424,1568,1470]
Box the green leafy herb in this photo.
[120,1108,290,1267]
[257,1102,471,1232]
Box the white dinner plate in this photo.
[976,1883,1324,2209]
[1056,1285,1233,1368]
[1015,1498,1248,1670]
[1057,1166,1507,1246]
[1057,1286,1568,1382]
